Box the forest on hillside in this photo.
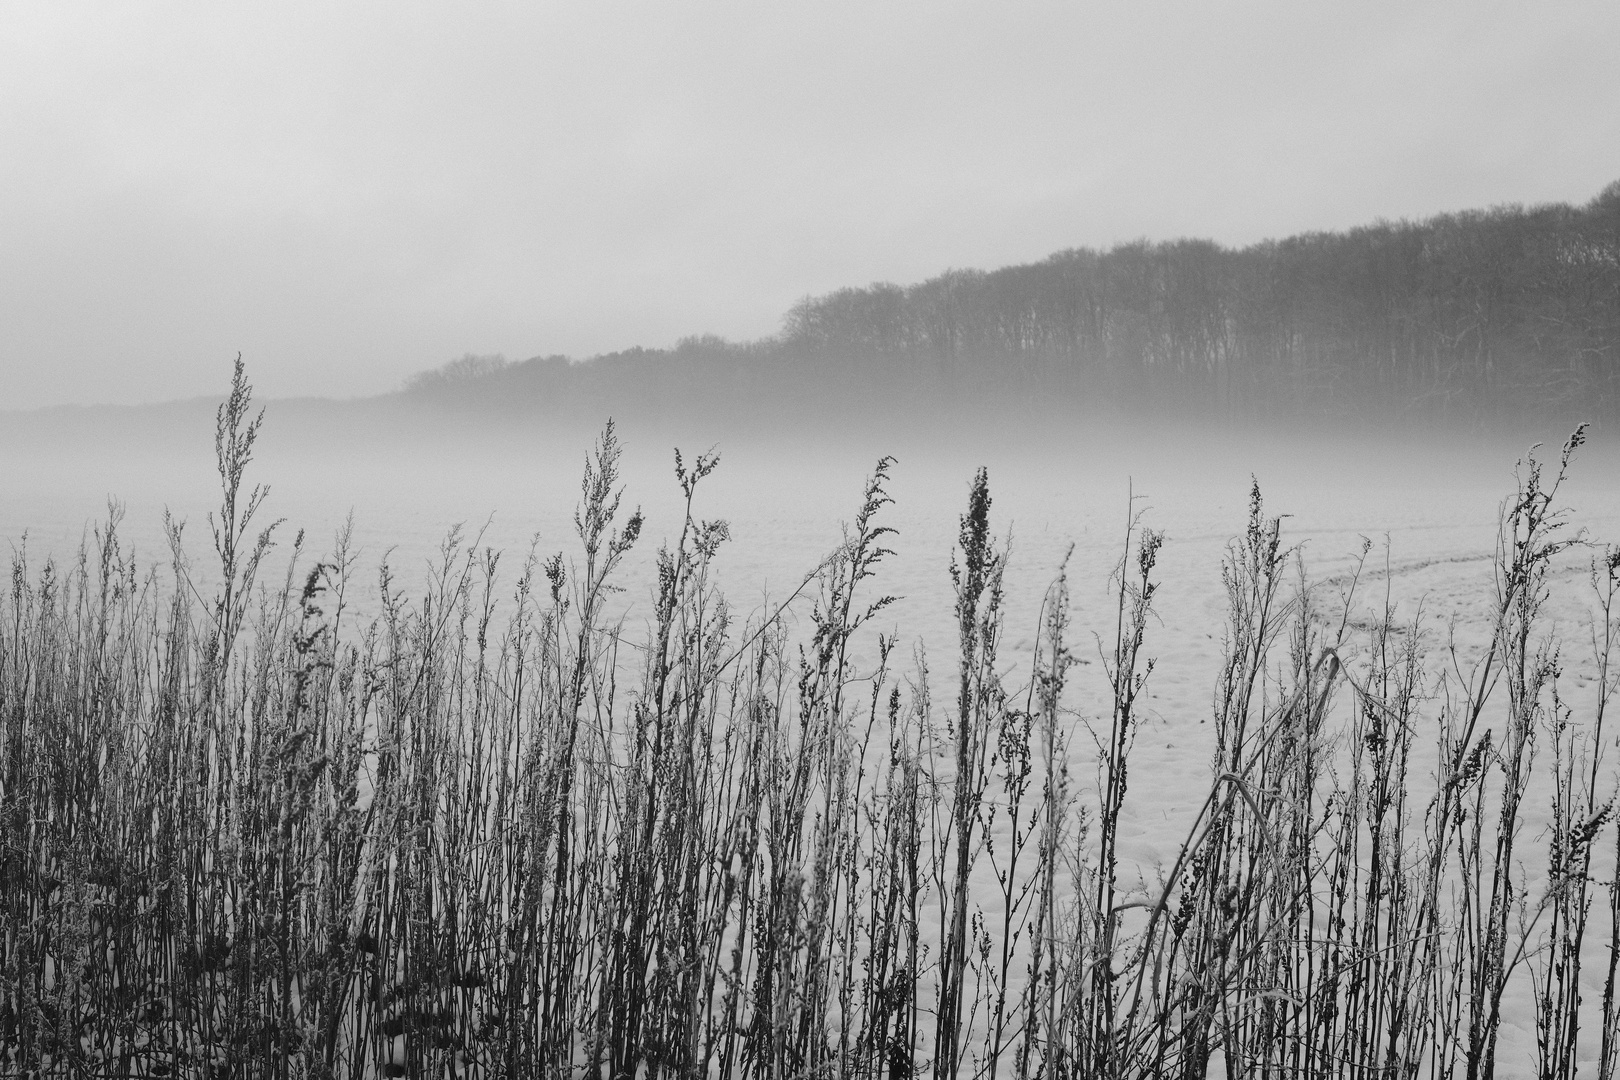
[404,182,1620,429]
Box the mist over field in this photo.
[6,392,1608,578]
[4,393,1616,685]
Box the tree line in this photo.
[404,182,1620,428]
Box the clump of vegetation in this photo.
[1,363,1616,1078]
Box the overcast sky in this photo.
[2,3,1617,408]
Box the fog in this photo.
[5,5,1618,408]
[6,399,1614,670]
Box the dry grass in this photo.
[1,363,1616,1079]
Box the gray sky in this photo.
[3,2,1616,408]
